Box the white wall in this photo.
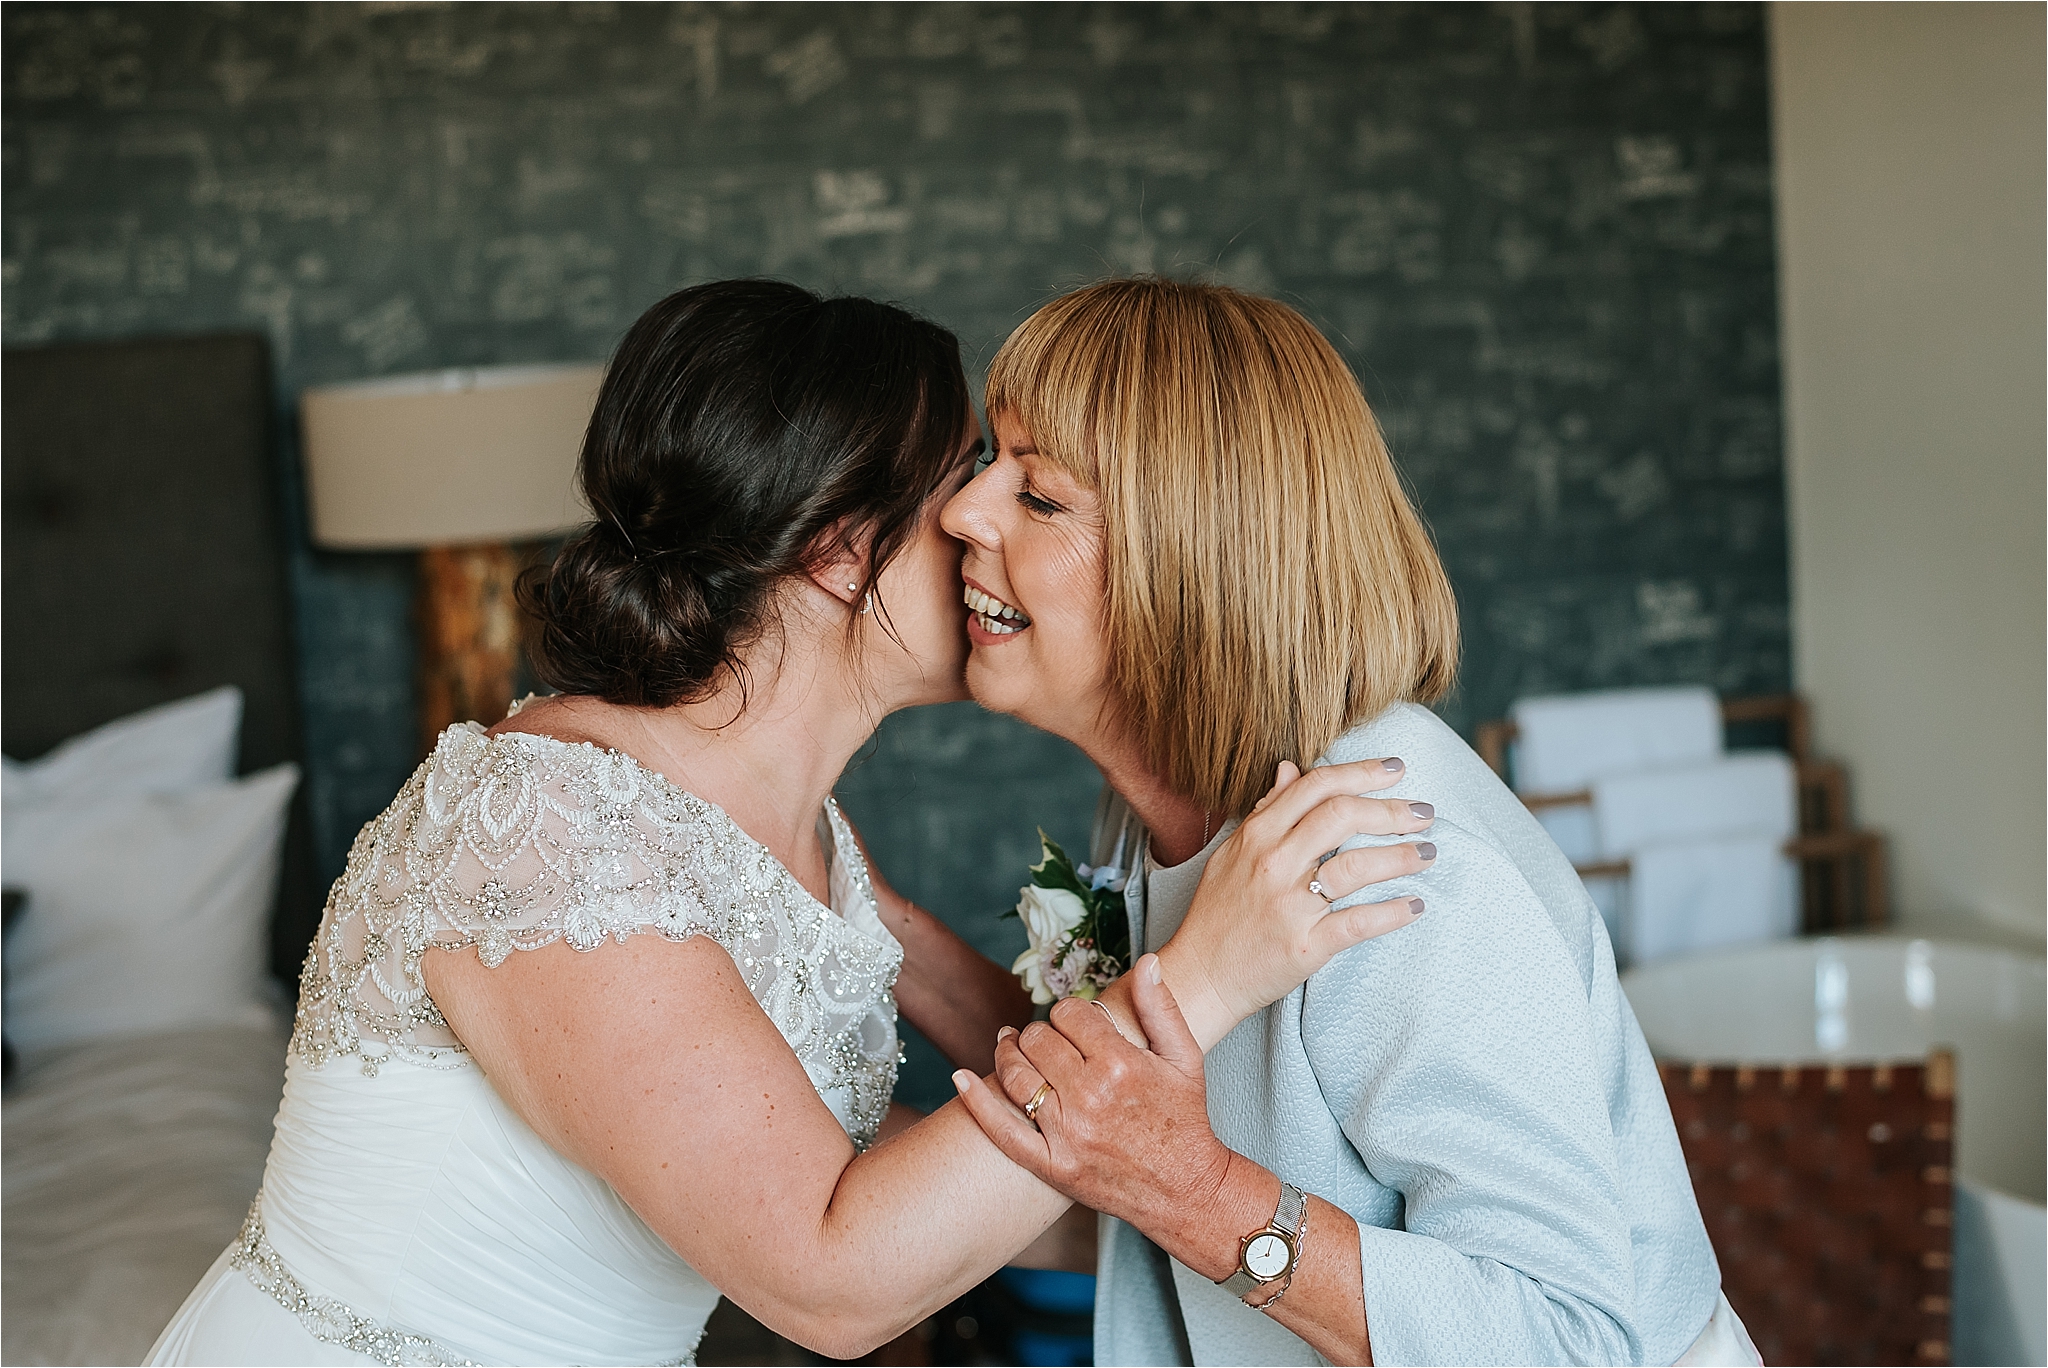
[1771,3,2046,951]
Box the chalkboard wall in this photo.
[3,1,1787,1105]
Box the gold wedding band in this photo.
[1023,1082,1053,1122]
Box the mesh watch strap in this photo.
[1274,1181,1307,1233]
[1218,1181,1308,1298]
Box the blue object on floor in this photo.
[998,1267,1097,1314]
[997,1269,1095,1364]
[1011,1326,1093,1366]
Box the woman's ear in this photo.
[805,560,862,608]
[802,518,868,607]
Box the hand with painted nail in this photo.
[1152,756,1437,1045]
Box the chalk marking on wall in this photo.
[1638,582,1719,646]
[342,296,429,372]
[766,29,846,104]
[1617,136,1701,200]
[815,171,912,238]
[668,11,721,104]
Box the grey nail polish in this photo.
[1415,842,1437,862]
[1408,898,1426,915]
[1408,802,1434,820]
[1382,757,1405,773]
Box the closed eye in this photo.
[1016,486,1062,516]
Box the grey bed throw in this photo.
[3,1021,286,1366]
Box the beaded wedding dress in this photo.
[147,722,904,1366]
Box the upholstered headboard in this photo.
[2,333,321,984]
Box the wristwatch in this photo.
[1217,1181,1307,1302]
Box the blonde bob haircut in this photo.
[985,277,1459,818]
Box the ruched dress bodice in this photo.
[148,723,903,1367]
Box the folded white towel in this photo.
[1510,686,1721,795]
[1627,834,1799,965]
[1582,873,1627,957]
[1534,804,1600,865]
[1591,752,1798,859]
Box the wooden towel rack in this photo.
[1477,694,1889,931]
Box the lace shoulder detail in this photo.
[291,724,903,1144]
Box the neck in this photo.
[1085,738,1213,869]
[515,610,878,885]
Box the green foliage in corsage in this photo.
[1005,830,1131,1003]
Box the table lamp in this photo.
[301,363,602,751]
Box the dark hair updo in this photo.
[520,280,972,707]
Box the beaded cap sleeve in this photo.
[290,722,903,1146]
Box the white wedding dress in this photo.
[147,722,905,1366]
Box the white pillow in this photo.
[1,687,243,807]
[1,763,298,1050]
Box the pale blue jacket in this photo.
[1090,704,1721,1366]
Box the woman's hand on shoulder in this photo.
[1158,758,1435,1048]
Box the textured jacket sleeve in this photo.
[1303,818,1644,1366]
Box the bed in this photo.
[2,334,320,1365]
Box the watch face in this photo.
[1244,1232,1293,1279]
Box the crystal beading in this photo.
[228,1200,700,1366]
[290,724,902,1148]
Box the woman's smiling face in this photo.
[939,413,1115,746]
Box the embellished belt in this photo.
[229,1198,699,1366]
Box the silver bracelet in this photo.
[1088,997,1132,1043]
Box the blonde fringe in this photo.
[986,278,1459,817]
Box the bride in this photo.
[146,279,1438,1366]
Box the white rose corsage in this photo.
[1005,830,1131,1004]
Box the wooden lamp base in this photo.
[417,543,524,753]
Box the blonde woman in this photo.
[946,279,1758,1366]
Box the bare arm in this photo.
[425,936,1067,1360]
[420,932,1220,1360]
[421,757,1429,1359]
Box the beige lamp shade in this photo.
[300,363,602,549]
